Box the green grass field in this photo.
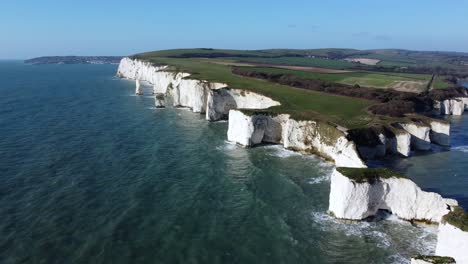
[237,66,439,91]
[134,55,375,128]
[226,57,356,69]
[131,48,459,128]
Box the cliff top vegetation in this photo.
[132,48,467,129]
[336,167,407,183]
[443,206,468,232]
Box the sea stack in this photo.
[135,79,143,95]
[328,167,457,222]
[155,93,165,108]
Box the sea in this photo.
[0,61,466,264]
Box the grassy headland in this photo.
[131,48,466,128]
[134,56,374,128]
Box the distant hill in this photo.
[25,56,123,65]
[133,48,468,76]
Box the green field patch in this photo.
[239,66,433,90]
[227,57,356,69]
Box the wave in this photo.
[311,211,437,264]
[146,107,165,110]
[308,174,331,185]
[216,141,238,152]
[263,145,304,158]
[452,146,468,153]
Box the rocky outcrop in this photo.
[227,110,366,168]
[206,88,280,121]
[457,97,468,110]
[386,129,412,157]
[429,120,451,146]
[411,256,456,264]
[396,122,432,150]
[155,93,165,108]
[135,80,143,95]
[436,208,468,264]
[328,168,457,222]
[348,127,411,159]
[283,118,366,167]
[435,99,465,116]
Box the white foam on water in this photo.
[264,145,303,158]
[311,211,437,263]
[263,145,333,165]
[308,175,330,185]
[216,141,238,152]
[146,107,165,110]
[261,145,335,184]
[452,145,468,152]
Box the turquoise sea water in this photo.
[0,61,465,264]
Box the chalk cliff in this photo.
[207,88,280,121]
[227,110,366,168]
[429,120,451,146]
[117,57,278,116]
[135,80,143,95]
[348,127,411,159]
[155,93,165,108]
[117,57,453,167]
[434,99,465,116]
[118,57,365,167]
[328,168,457,222]
[396,122,432,150]
[436,208,468,264]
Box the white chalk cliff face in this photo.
[328,169,457,222]
[135,80,143,95]
[387,130,412,157]
[206,88,280,121]
[458,97,468,110]
[396,122,432,150]
[435,98,465,116]
[436,222,468,264]
[429,120,451,146]
[227,110,366,168]
[356,130,411,160]
[117,57,278,117]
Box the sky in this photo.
[1,0,467,59]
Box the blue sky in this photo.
[1,0,467,59]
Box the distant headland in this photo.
[24,56,123,65]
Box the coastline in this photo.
[117,57,468,263]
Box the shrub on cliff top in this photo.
[336,167,407,183]
[443,206,468,231]
[413,255,455,264]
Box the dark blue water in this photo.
[1,61,462,264]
